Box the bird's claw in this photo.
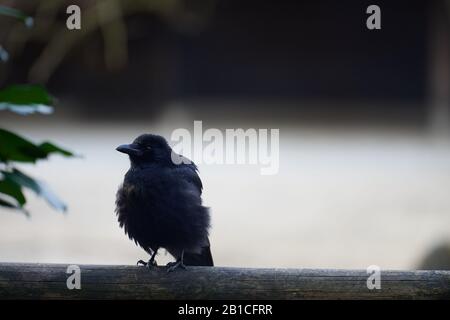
[166,260,186,273]
[137,259,147,266]
[137,259,158,269]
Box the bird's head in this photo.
[116,134,172,166]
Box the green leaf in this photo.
[0,128,47,163]
[0,195,29,216]
[0,85,53,105]
[39,142,74,157]
[0,197,17,208]
[0,5,34,27]
[0,45,9,62]
[2,168,67,212]
[0,177,26,206]
[0,104,53,115]
[0,129,75,163]
[0,85,54,115]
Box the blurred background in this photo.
[1,0,450,270]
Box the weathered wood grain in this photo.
[0,263,449,299]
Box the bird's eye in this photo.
[145,146,152,151]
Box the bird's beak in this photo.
[116,143,143,156]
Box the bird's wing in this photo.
[174,162,203,195]
[172,162,213,266]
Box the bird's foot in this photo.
[137,259,147,266]
[137,259,158,269]
[166,260,186,273]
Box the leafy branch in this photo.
[0,85,76,215]
[0,6,76,216]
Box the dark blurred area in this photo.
[0,0,445,126]
[418,242,450,270]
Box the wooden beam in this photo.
[0,263,449,299]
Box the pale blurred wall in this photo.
[1,104,450,269]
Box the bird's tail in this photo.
[184,245,214,266]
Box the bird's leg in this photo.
[147,249,158,267]
[137,248,158,268]
[166,250,187,273]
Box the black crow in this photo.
[115,134,213,272]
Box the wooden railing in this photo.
[0,263,449,299]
